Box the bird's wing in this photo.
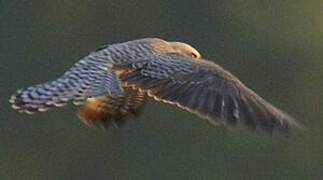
[117,53,299,132]
[9,50,124,114]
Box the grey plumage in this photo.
[10,38,158,114]
[10,56,122,113]
[10,38,300,132]
[117,53,300,132]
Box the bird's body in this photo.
[10,38,299,132]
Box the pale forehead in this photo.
[170,41,201,56]
[147,38,200,56]
[170,42,197,50]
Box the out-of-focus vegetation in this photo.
[1,0,322,179]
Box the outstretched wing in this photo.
[117,53,299,132]
[9,52,124,114]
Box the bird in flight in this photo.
[9,38,299,133]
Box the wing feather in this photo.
[118,53,299,132]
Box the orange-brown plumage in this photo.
[78,84,146,128]
[78,96,110,126]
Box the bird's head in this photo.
[169,41,201,59]
[149,38,201,59]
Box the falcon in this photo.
[9,38,300,132]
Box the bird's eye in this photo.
[191,53,198,58]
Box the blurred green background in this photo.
[1,0,322,179]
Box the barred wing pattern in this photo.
[9,54,124,114]
[119,53,298,132]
